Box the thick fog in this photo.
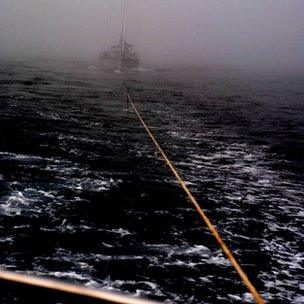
[1,0,304,71]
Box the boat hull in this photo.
[99,56,139,71]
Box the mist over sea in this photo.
[0,60,303,303]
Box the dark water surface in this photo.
[0,60,303,303]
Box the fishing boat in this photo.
[99,0,140,71]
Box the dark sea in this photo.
[0,60,303,303]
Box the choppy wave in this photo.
[0,60,303,303]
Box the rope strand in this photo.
[125,88,265,304]
[0,269,160,304]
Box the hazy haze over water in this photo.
[1,0,304,72]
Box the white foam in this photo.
[132,67,153,72]
[242,292,255,303]
[0,191,31,216]
[0,236,14,243]
[297,211,304,217]
[48,271,88,281]
[181,245,210,255]
[88,65,98,71]
[98,228,132,237]
[0,151,44,161]
[228,294,242,301]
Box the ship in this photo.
[99,0,140,70]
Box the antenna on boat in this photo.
[120,0,128,69]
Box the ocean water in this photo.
[0,60,303,303]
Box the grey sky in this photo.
[1,0,304,71]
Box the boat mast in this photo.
[120,0,128,68]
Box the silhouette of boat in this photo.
[99,0,140,70]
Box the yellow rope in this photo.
[0,269,160,304]
[125,88,265,304]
